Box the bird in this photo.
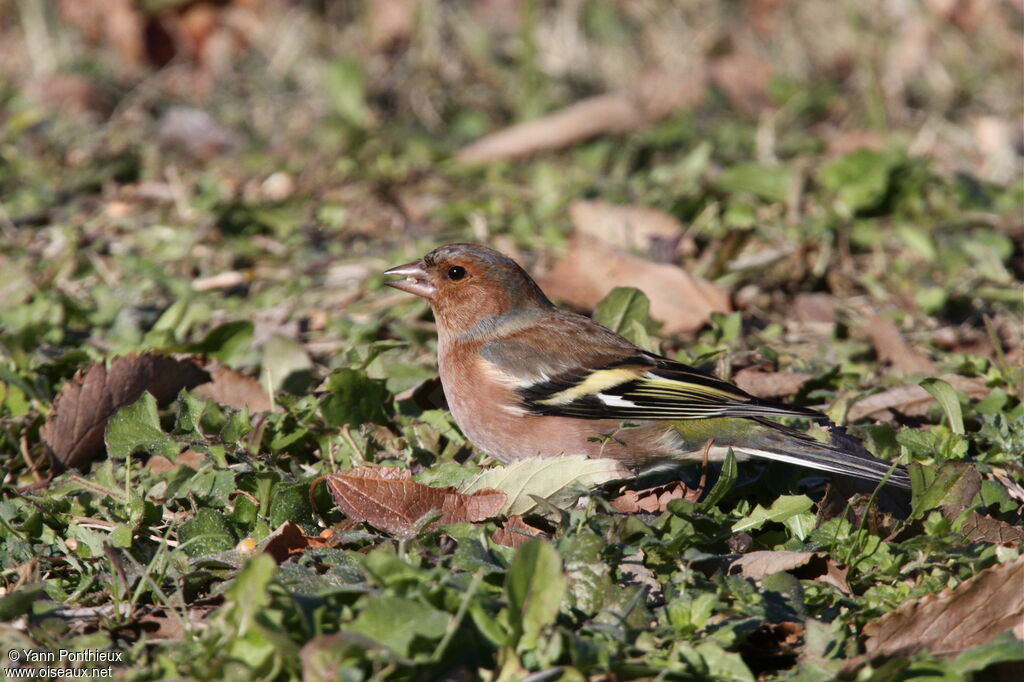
[384,243,911,489]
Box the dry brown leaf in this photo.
[538,233,731,334]
[709,51,772,115]
[568,200,689,258]
[192,361,274,412]
[732,551,825,579]
[41,353,210,471]
[733,368,810,399]
[848,375,989,422]
[367,0,415,51]
[862,556,1024,659]
[732,550,852,595]
[959,512,1024,545]
[863,313,937,376]
[793,293,836,333]
[456,66,707,163]
[261,521,312,564]
[610,481,694,514]
[491,515,544,548]
[316,466,506,537]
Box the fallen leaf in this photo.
[491,516,544,548]
[732,550,824,579]
[609,481,693,514]
[460,455,627,516]
[733,368,811,399]
[315,466,506,537]
[456,66,706,163]
[709,50,772,115]
[847,375,989,422]
[538,233,731,334]
[861,556,1024,659]
[192,361,274,412]
[792,293,836,333]
[959,512,1024,545]
[731,550,852,595]
[366,0,415,51]
[41,353,210,471]
[568,200,689,258]
[863,313,936,376]
[259,521,310,563]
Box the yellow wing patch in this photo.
[536,368,639,405]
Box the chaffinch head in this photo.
[385,243,910,489]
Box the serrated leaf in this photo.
[105,392,178,460]
[320,368,393,427]
[731,495,814,533]
[460,455,626,515]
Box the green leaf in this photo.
[105,392,177,460]
[347,596,448,658]
[909,461,978,519]
[320,368,393,427]
[0,584,46,620]
[699,448,737,511]
[731,495,814,533]
[920,377,965,435]
[460,455,624,515]
[817,149,896,214]
[193,320,254,365]
[716,162,793,202]
[179,508,237,556]
[505,539,566,651]
[593,287,652,340]
[324,58,373,128]
[110,523,133,548]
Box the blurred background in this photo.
[0,0,1021,389]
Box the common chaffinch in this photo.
[384,243,910,489]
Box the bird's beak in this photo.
[383,260,436,299]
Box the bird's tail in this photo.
[735,418,911,489]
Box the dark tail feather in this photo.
[739,418,911,489]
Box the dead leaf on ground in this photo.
[258,521,335,564]
[148,450,204,476]
[733,368,811,399]
[792,293,836,334]
[192,361,275,412]
[568,200,691,259]
[959,511,1024,545]
[847,375,988,422]
[460,455,627,515]
[709,50,772,115]
[731,550,852,595]
[491,515,545,548]
[41,352,210,471]
[315,466,506,537]
[609,480,694,514]
[455,66,707,163]
[366,0,415,51]
[862,313,937,376]
[859,556,1024,661]
[538,233,731,334]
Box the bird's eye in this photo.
[447,266,467,281]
